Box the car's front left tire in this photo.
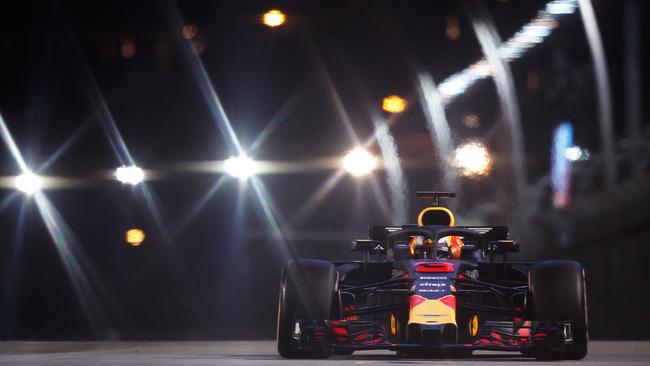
[277,259,338,359]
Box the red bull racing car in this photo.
[277,192,588,359]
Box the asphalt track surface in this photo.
[0,341,648,365]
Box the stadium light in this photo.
[262,9,286,28]
[225,154,258,180]
[382,95,406,114]
[125,228,145,247]
[453,141,492,178]
[342,148,378,178]
[15,171,42,195]
[115,165,145,185]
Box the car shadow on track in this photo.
[223,353,538,363]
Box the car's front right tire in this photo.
[277,259,338,359]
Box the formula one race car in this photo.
[277,192,588,359]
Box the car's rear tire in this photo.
[529,260,588,360]
[277,259,338,359]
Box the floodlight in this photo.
[453,141,492,177]
[15,171,42,195]
[224,155,258,179]
[126,228,145,247]
[342,148,378,178]
[262,9,286,27]
[115,165,145,185]
[382,95,406,113]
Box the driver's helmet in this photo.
[408,235,462,259]
[408,236,451,259]
[436,238,451,258]
[415,206,464,259]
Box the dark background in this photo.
[0,0,649,340]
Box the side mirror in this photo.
[351,239,385,253]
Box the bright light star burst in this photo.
[225,155,258,180]
[15,171,42,195]
[115,165,145,185]
[342,148,378,178]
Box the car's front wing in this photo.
[294,319,574,354]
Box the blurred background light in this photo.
[546,0,578,14]
[565,146,590,161]
[453,141,493,177]
[552,122,573,208]
[381,95,406,113]
[437,0,579,101]
[262,9,286,28]
[445,15,461,41]
[193,40,206,55]
[224,155,258,180]
[463,114,480,128]
[15,171,42,195]
[438,71,474,98]
[120,40,136,59]
[125,228,145,247]
[468,60,493,77]
[115,165,145,185]
[342,148,378,178]
[182,24,198,40]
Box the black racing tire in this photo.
[277,259,338,359]
[529,260,588,360]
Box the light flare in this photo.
[15,172,42,195]
[417,71,458,191]
[262,9,286,27]
[225,155,258,180]
[565,146,590,161]
[453,141,493,178]
[0,114,28,172]
[172,175,228,237]
[250,176,295,263]
[342,148,378,178]
[372,118,408,223]
[33,192,112,336]
[115,165,145,185]
[126,228,146,246]
[578,0,616,187]
[468,1,526,201]
[436,0,579,101]
[382,95,406,114]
